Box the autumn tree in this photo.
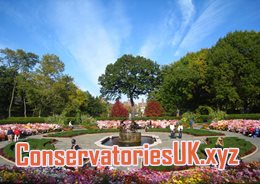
[111,99,128,117]
[144,101,164,117]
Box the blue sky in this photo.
[0,0,260,98]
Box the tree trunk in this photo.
[23,95,27,117]
[8,81,16,118]
[130,97,135,119]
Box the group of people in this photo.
[6,127,21,142]
[169,123,184,139]
[248,126,260,138]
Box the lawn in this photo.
[0,138,55,161]
[147,128,225,136]
[45,128,119,137]
[198,137,255,158]
[148,136,256,171]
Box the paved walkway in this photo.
[0,129,259,166]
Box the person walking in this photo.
[253,126,260,138]
[170,124,175,138]
[7,128,13,142]
[71,139,81,150]
[14,128,21,142]
[178,123,183,138]
[189,119,194,129]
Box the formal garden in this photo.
[0,31,259,183]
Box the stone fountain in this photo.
[118,120,141,146]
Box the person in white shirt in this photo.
[170,124,175,138]
[177,123,183,138]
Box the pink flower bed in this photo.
[0,162,260,183]
[0,123,61,140]
[210,119,260,134]
[97,120,178,129]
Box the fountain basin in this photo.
[119,132,141,146]
[95,134,162,149]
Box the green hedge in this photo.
[46,129,119,137]
[225,114,260,120]
[0,117,46,124]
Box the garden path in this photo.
[0,129,259,166]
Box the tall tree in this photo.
[99,54,161,117]
[0,48,39,117]
[0,66,14,118]
[207,31,260,112]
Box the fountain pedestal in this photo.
[119,132,141,146]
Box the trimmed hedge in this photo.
[226,114,260,120]
[45,129,119,137]
[0,114,259,124]
[0,117,46,124]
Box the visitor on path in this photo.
[71,139,81,150]
[189,119,194,129]
[253,126,260,138]
[68,121,73,129]
[7,127,13,142]
[170,124,175,138]
[249,127,255,137]
[215,137,224,149]
[13,128,21,142]
[177,123,183,138]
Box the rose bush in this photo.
[0,123,61,140]
[97,120,178,129]
[209,120,260,135]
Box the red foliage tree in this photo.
[111,100,129,117]
[144,101,164,117]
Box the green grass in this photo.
[198,137,255,158]
[2,138,55,160]
[147,128,224,136]
[148,137,255,171]
[46,129,119,137]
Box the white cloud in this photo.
[177,0,233,52]
[49,0,130,95]
[139,0,195,58]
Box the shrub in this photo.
[144,101,164,117]
[195,106,214,115]
[110,100,128,117]
[209,110,227,122]
[45,115,67,126]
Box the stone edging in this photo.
[0,154,15,165]
[95,134,162,149]
[241,144,258,159]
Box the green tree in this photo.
[152,49,209,115]
[0,48,39,117]
[0,66,14,118]
[99,54,161,116]
[28,54,65,116]
[207,31,260,112]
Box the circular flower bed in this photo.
[209,120,260,135]
[0,162,259,183]
[97,120,178,129]
[0,123,61,141]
